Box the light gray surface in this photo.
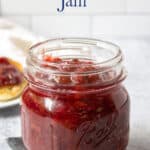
[0,38,150,150]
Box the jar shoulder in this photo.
[22,85,129,114]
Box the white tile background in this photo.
[0,0,150,38]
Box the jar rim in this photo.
[28,38,123,75]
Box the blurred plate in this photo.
[0,19,37,110]
[0,98,20,109]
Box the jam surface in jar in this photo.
[21,38,130,150]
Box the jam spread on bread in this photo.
[0,57,23,87]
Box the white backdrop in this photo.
[0,0,150,38]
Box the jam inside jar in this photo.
[21,38,130,150]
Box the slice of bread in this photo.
[0,58,27,102]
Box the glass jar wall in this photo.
[21,38,130,150]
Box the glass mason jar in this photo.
[21,38,130,150]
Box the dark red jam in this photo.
[0,57,22,87]
[22,56,130,150]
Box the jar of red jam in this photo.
[21,38,130,150]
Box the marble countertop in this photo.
[0,38,150,150]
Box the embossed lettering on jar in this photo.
[21,38,130,150]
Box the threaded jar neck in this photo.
[25,38,126,93]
